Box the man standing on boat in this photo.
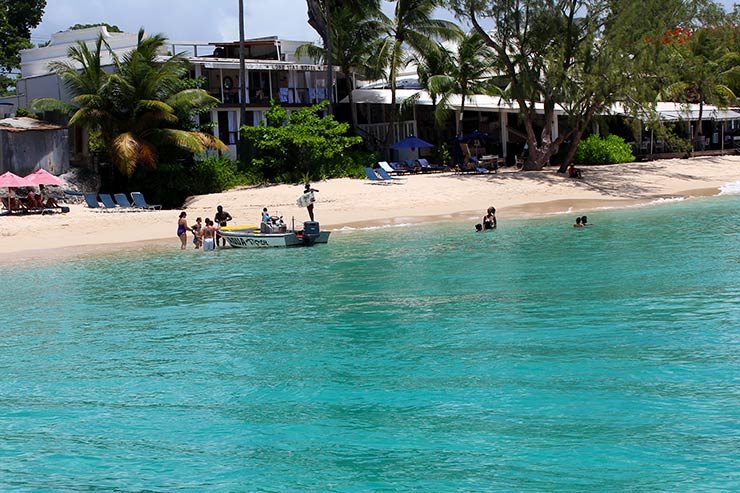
[298,183,319,222]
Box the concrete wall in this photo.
[0,129,69,175]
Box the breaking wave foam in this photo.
[719,180,740,196]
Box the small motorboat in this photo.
[219,220,330,248]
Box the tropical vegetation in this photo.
[298,2,384,129]
[661,27,738,148]
[240,101,364,183]
[0,0,46,95]
[427,30,496,136]
[574,135,636,165]
[33,29,227,179]
[375,0,461,147]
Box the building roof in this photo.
[345,89,740,122]
[0,117,65,132]
[344,89,566,115]
[610,102,740,122]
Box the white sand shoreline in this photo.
[1,155,739,265]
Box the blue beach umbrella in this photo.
[389,135,435,150]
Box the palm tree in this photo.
[401,42,453,143]
[297,3,384,130]
[375,0,461,147]
[663,28,737,149]
[427,31,496,136]
[306,0,379,113]
[34,29,226,177]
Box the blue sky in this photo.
[31,0,737,45]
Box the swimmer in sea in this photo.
[574,216,584,228]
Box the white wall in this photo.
[20,26,144,78]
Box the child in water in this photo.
[192,217,203,249]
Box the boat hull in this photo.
[219,230,330,248]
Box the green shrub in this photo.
[128,156,250,209]
[190,155,250,194]
[574,134,635,165]
[241,101,364,183]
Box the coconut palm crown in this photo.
[34,29,227,176]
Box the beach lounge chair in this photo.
[378,161,404,175]
[114,193,137,209]
[84,192,103,210]
[99,194,120,211]
[457,161,491,174]
[131,191,162,210]
[375,167,404,182]
[364,167,391,184]
[416,158,448,173]
[402,159,421,173]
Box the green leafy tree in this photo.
[376,0,461,148]
[306,0,378,113]
[33,29,227,177]
[0,0,46,95]
[428,30,496,136]
[448,0,696,170]
[297,3,384,129]
[241,101,362,183]
[663,27,738,148]
[68,23,122,33]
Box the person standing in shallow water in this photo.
[482,206,497,230]
[177,212,193,250]
[214,205,233,248]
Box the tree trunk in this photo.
[324,5,334,114]
[558,128,586,173]
[347,72,358,131]
[695,100,704,150]
[306,0,333,114]
[385,42,402,155]
[457,96,465,137]
[520,103,558,171]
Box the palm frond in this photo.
[31,98,75,115]
[111,132,140,177]
[165,89,220,113]
[138,141,158,169]
[193,132,230,153]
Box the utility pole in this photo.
[238,0,247,162]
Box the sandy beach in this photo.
[1,155,739,262]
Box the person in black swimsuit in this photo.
[214,205,233,247]
[482,206,497,230]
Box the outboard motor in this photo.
[260,221,274,234]
[302,221,321,245]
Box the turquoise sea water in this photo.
[1,195,739,491]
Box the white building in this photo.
[7,27,332,161]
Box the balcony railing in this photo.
[209,88,329,106]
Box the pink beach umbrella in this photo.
[25,168,66,187]
[0,171,33,188]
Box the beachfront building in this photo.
[7,26,333,162]
[341,67,740,164]
[171,37,331,157]
[342,71,567,165]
